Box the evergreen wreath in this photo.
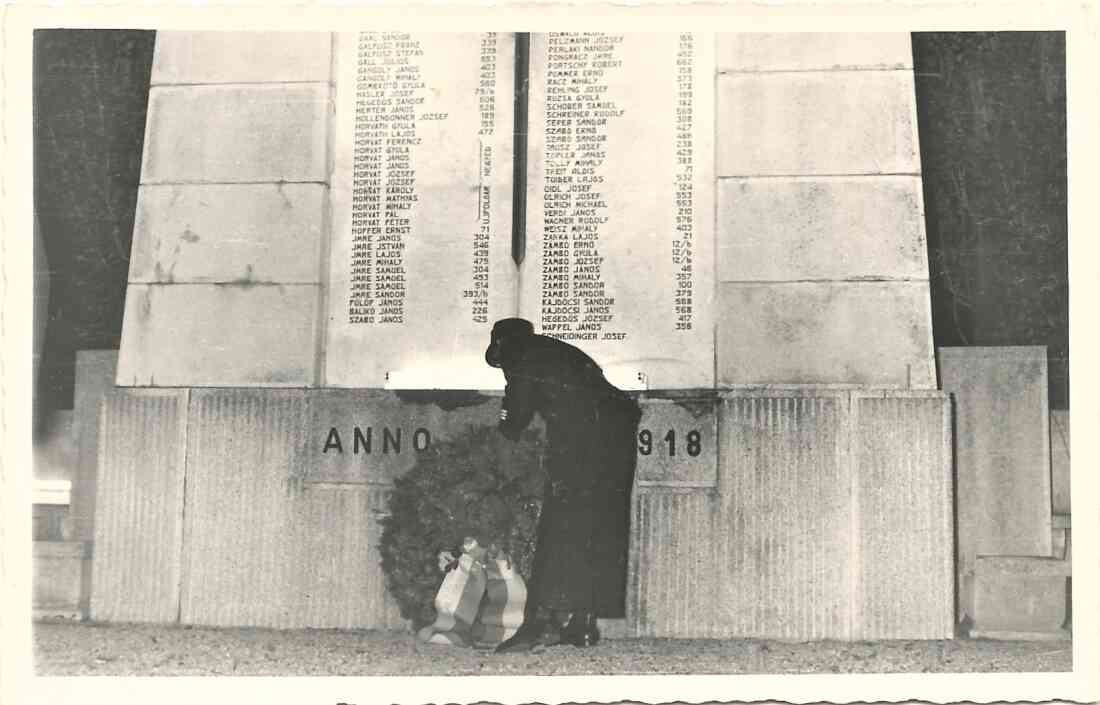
[379,425,546,628]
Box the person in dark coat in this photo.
[484,317,642,652]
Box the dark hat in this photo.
[490,317,534,339]
[486,318,534,368]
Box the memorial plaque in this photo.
[521,33,715,389]
[634,396,718,487]
[326,33,516,387]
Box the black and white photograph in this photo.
[2,2,1097,704]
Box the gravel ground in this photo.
[33,620,1072,676]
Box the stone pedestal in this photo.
[938,346,1053,624]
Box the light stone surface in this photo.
[72,351,117,617]
[634,396,717,486]
[632,390,952,639]
[33,542,85,611]
[716,282,936,387]
[520,33,715,389]
[939,346,1053,622]
[141,84,329,183]
[324,33,517,387]
[116,284,319,387]
[972,556,1069,634]
[1050,409,1070,515]
[72,351,118,543]
[129,183,326,284]
[716,70,920,176]
[91,390,190,623]
[716,33,913,72]
[717,176,928,282]
[152,31,333,84]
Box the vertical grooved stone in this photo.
[91,390,188,623]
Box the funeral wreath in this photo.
[379,425,545,628]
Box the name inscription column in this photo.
[524,33,715,388]
[328,33,516,386]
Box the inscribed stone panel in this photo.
[306,389,503,485]
[634,396,717,487]
[521,33,716,389]
[325,33,516,387]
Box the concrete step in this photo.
[970,553,1070,639]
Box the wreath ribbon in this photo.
[417,542,528,647]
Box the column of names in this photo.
[523,33,715,388]
[539,33,627,342]
[349,32,426,325]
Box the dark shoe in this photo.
[494,619,546,653]
[561,611,600,647]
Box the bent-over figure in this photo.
[485,317,641,652]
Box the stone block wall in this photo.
[117,32,334,387]
[713,33,935,389]
[117,31,937,392]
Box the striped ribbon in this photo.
[417,554,527,647]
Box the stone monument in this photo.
[99,31,951,639]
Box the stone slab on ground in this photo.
[972,555,1070,636]
[939,346,1053,624]
[33,542,87,615]
[33,621,1073,676]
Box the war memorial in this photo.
[29,31,1072,651]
